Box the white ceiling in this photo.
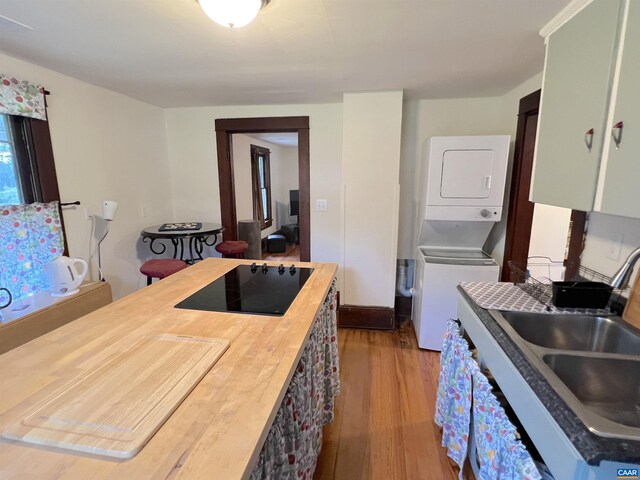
[0,0,570,108]
[249,133,299,147]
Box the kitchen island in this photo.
[0,258,338,479]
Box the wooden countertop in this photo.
[0,258,337,479]
[0,281,108,328]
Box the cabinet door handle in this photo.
[584,128,594,152]
[612,121,624,149]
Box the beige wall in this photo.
[1,52,174,299]
[581,212,640,284]
[342,91,403,307]
[528,204,572,262]
[231,134,255,232]
[269,144,299,230]
[527,203,572,280]
[399,73,544,265]
[164,103,343,283]
[397,70,640,288]
[15,50,631,305]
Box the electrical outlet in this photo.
[141,205,148,218]
[84,206,92,220]
[606,233,623,261]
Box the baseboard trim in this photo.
[338,304,395,330]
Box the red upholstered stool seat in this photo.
[215,240,249,258]
[140,259,188,286]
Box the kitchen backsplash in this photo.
[581,212,640,288]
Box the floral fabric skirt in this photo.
[250,281,339,480]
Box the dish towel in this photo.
[472,367,541,480]
[435,319,473,480]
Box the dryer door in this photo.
[440,149,494,199]
[425,135,510,208]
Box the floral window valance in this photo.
[0,74,47,121]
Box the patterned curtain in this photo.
[0,202,64,304]
[250,281,340,480]
[0,74,47,120]
[435,320,541,480]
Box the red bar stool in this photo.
[140,259,188,286]
[215,240,249,258]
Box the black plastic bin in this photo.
[551,281,613,308]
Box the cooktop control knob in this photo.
[261,263,269,274]
[250,262,257,273]
[289,265,296,275]
[278,264,285,275]
[480,208,492,218]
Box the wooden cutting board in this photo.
[2,333,229,459]
[623,269,640,329]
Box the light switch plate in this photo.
[315,199,328,212]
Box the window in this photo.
[0,113,58,205]
[0,85,68,304]
[0,115,21,204]
[0,111,65,253]
[250,145,272,229]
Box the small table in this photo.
[141,223,224,263]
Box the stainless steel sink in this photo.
[489,309,640,440]
[543,354,640,430]
[500,311,640,354]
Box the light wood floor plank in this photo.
[315,321,472,480]
[262,244,300,262]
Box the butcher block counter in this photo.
[0,258,338,479]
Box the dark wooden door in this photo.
[501,91,540,281]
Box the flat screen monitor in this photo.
[289,189,299,217]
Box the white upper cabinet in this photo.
[532,0,624,211]
[595,0,640,218]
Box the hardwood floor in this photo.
[314,321,472,480]
[262,243,300,262]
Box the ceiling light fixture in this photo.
[197,0,271,28]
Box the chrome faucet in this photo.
[610,246,640,289]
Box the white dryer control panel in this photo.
[424,135,510,221]
[425,205,504,221]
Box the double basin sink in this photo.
[489,310,640,440]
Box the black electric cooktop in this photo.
[175,264,314,316]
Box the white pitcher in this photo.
[43,256,89,297]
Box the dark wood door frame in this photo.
[215,116,310,262]
[502,90,586,281]
[564,209,587,280]
[501,90,541,281]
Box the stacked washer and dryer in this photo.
[412,135,510,350]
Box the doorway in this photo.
[215,117,310,262]
[502,90,586,282]
[231,132,301,262]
